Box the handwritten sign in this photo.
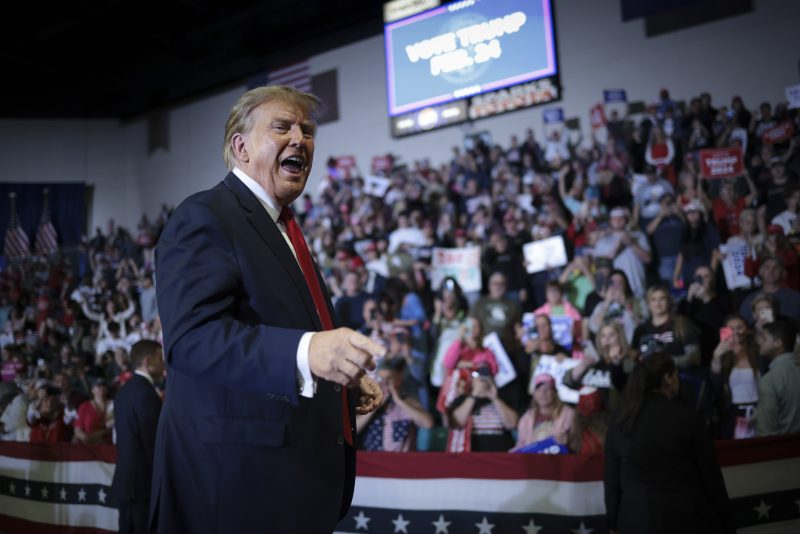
[522,236,568,273]
[699,147,744,179]
[431,246,482,293]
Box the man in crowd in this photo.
[334,271,370,330]
[593,207,651,298]
[739,256,800,323]
[633,164,675,228]
[470,271,521,357]
[152,85,384,533]
[112,340,165,534]
[756,320,800,436]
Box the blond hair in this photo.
[222,85,322,170]
[598,320,631,364]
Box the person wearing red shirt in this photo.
[73,377,113,444]
[29,389,69,444]
[712,174,757,241]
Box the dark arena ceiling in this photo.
[1,0,384,119]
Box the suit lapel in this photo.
[222,173,323,331]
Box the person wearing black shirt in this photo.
[604,354,734,534]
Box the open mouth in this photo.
[281,155,305,174]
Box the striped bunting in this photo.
[1,437,799,533]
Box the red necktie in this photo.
[279,206,353,446]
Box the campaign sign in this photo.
[719,241,752,290]
[531,355,580,403]
[543,107,564,124]
[762,121,795,145]
[522,235,568,273]
[431,246,482,293]
[603,89,627,103]
[699,147,744,179]
[513,435,570,454]
[549,314,574,351]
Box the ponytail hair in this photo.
[615,353,676,435]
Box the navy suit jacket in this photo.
[111,373,161,505]
[150,173,356,534]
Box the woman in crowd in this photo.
[755,225,799,291]
[709,315,759,439]
[604,354,734,534]
[384,277,429,356]
[356,358,433,452]
[711,175,758,242]
[645,124,676,185]
[676,168,710,210]
[722,207,763,280]
[511,374,575,453]
[522,314,571,374]
[632,285,700,370]
[441,316,498,376]
[673,200,721,289]
[429,277,470,387]
[564,321,632,413]
[29,387,69,444]
[679,265,731,364]
[749,293,780,339]
[533,281,582,352]
[588,269,645,344]
[441,362,518,452]
[73,377,114,445]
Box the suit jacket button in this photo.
[333,384,342,392]
[337,435,344,445]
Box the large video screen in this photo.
[384,0,557,117]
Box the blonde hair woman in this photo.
[564,321,634,413]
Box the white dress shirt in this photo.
[233,167,316,398]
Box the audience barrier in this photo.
[0,436,798,533]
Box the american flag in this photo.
[3,192,30,259]
[267,60,312,93]
[2,438,799,533]
[34,188,59,256]
[362,403,413,452]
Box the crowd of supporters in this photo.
[1,88,799,455]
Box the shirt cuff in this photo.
[296,331,317,398]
